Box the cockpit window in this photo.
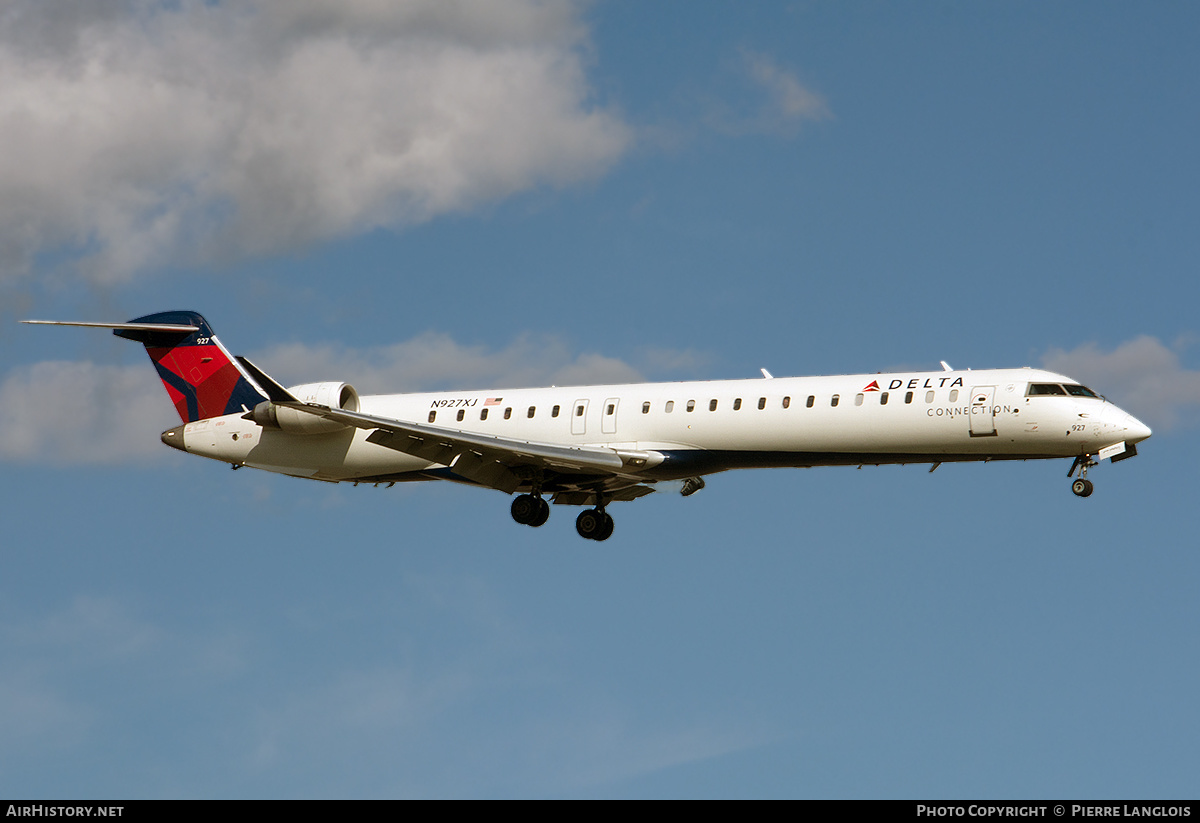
[1026,382,1100,398]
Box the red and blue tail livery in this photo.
[21,311,267,424]
[112,311,268,423]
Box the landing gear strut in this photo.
[1068,454,1096,498]
[510,493,550,527]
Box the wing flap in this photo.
[551,485,656,505]
[448,451,523,494]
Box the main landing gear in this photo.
[510,486,614,540]
[510,493,550,527]
[1068,454,1097,498]
[575,507,614,542]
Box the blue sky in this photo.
[1,0,1197,798]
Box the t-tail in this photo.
[23,310,268,423]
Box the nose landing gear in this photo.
[1068,454,1097,498]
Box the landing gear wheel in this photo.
[511,494,540,525]
[576,509,601,539]
[595,512,614,542]
[1071,478,1094,498]
[530,497,550,527]
[576,508,612,540]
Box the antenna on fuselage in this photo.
[940,361,953,372]
[760,368,774,379]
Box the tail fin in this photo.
[23,310,270,422]
[112,311,269,423]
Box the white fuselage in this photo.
[171,367,1151,488]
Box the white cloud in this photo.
[702,51,830,137]
[0,360,176,463]
[0,0,630,282]
[1042,335,1200,432]
[744,52,831,127]
[0,330,659,464]
[253,331,646,393]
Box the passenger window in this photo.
[457,409,465,422]
[831,394,840,407]
[880,392,889,405]
[528,406,536,418]
[709,399,718,411]
[855,393,864,406]
[552,405,560,417]
[949,389,958,402]
[925,391,934,403]
[665,401,674,412]
[428,411,436,423]
[782,396,791,409]
[733,398,742,410]
[806,395,815,408]
[606,404,614,415]
[480,408,488,421]
[575,405,584,416]
[758,397,766,410]
[905,391,913,404]
[505,407,512,419]
[686,400,695,412]
[642,402,650,414]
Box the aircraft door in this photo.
[601,397,619,435]
[571,399,589,435]
[969,386,997,437]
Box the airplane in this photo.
[23,311,1152,540]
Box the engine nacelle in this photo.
[252,381,360,435]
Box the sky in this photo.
[1,0,1198,799]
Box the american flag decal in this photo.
[484,397,503,405]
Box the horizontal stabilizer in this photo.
[22,320,200,333]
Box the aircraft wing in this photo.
[280,402,658,495]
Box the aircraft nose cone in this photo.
[1101,404,1151,445]
[161,424,187,452]
[1126,415,1152,444]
